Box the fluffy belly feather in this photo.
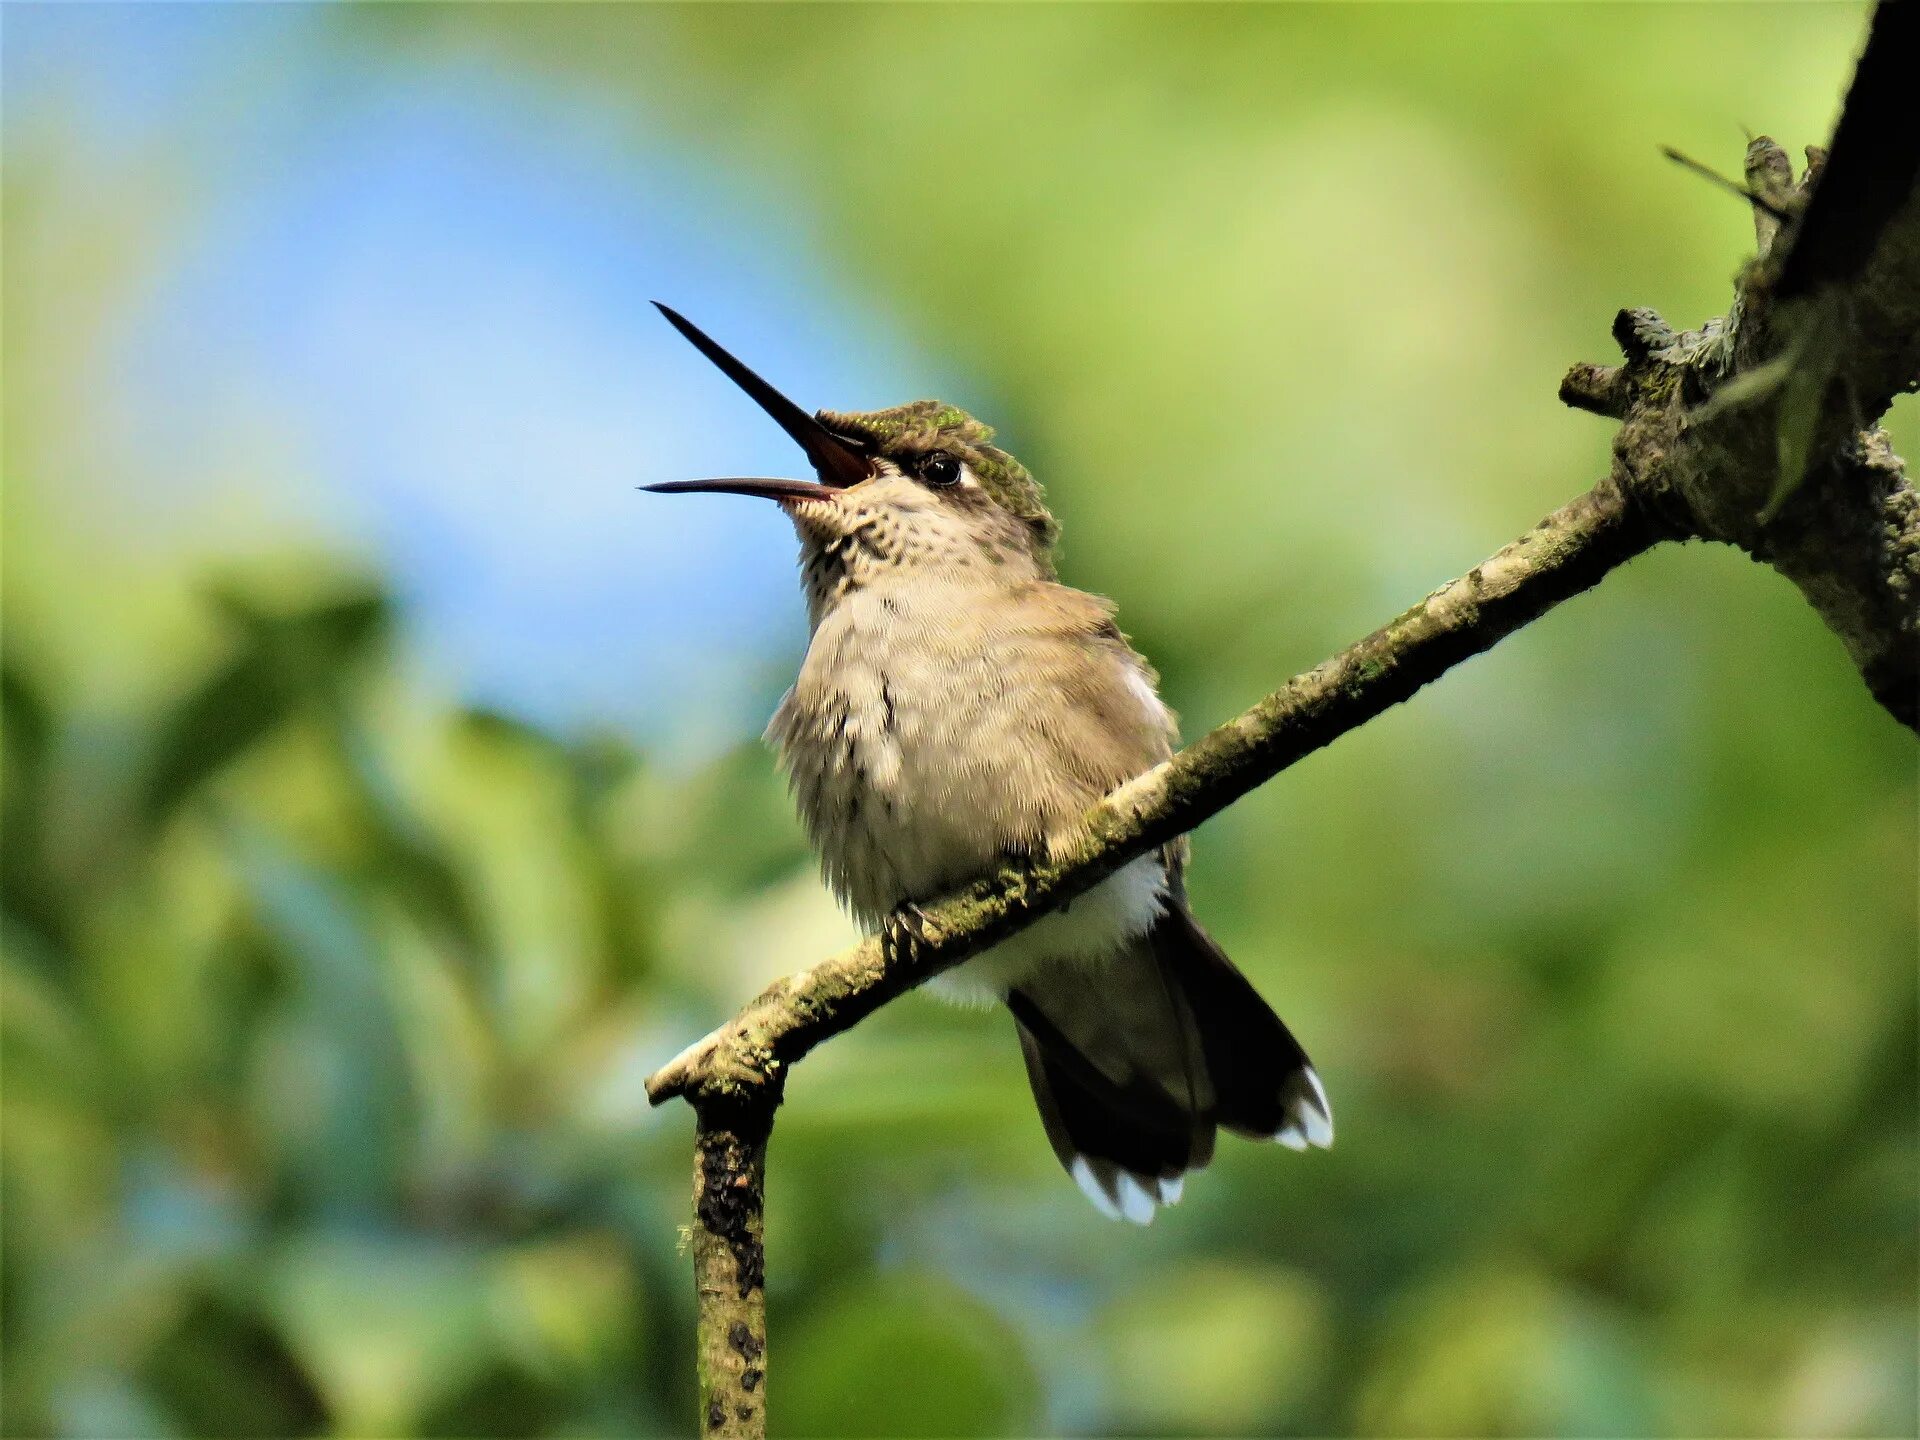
[923,852,1170,1005]
[768,583,1171,1003]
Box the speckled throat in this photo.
[818,401,1060,566]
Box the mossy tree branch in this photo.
[650,7,1918,1434]
[648,479,1661,1114]
[1558,2,1920,724]
[655,478,1660,1438]
[686,1114,769,1440]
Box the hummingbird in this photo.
[645,304,1331,1223]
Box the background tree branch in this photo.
[1559,1,1919,723]
[650,7,1918,1434]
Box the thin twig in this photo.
[1660,145,1793,221]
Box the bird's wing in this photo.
[985,581,1179,831]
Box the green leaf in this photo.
[2,654,71,955]
[266,1232,495,1437]
[333,717,489,962]
[139,585,391,828]
[139,1291,327,1439]
[488,1233,640,1381]
[1099,1261,1328,1434]
[1357,1267,1656,1437]
[780,1273,1038,1438]
[653,743,812,897]
[226,826,415,1204]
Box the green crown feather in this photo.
[817,401,1059,556]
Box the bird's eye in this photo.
[918,451,961,487]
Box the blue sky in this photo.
[10,4,963,745]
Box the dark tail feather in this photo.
[1011,902,1330,1223]
[1012,991,1212,1223]
[1149,901,1331,1150]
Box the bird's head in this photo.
[645,305,1060,598]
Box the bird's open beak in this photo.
[641,303,875,501]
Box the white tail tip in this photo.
[1070,1157,1195,1224]
[1272,1066,1334,1149]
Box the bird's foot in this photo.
[881,901,936,967]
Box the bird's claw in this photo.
[882,902,935,965]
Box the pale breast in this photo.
[767,575,1179,989]
[769,580,1041,923]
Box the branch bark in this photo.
[1556,1,1920,725]
[649,8,1918,1434]
[648,479,1660,1113]
[650,478,1662,1439]
[688,1112,769,1440]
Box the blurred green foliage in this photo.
[4,582,1911,1438]
[5,5,1917,1437]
